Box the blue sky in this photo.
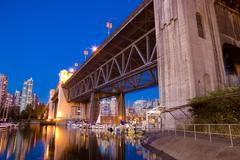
[0,0,159,103]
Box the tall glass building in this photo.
[20,78,33,112]
[14,90,21,107]
[0,74,8,107]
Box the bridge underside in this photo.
[63,1,157,123]
[61,0,240,125]
[65,1,157,102]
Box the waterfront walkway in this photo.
[142,130,240,160]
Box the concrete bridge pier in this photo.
[89,92,100,124]
[116,92,126,123]
[77,102,87,120]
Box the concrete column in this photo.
[153,0,195,128]
[154,0,195,108]
[89,92,100,124]
[117,93,126,123]
[79,103,87,120]
[153,0,228,129]
[53,101,58,119]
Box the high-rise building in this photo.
[20,78,33,112]
[14,90,21,107]
[0,74,8,107]
[99,97,118,124]
[110,97,117,116]
[5,93,14,108]
[32,93,39,109]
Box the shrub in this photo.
[189,87,240,124]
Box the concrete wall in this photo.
[47,89,55,119]
[153,0,240,128]
[56,87,79,120]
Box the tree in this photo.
[20,104,33,121]
[19,103,47,121]
[31,103,47,119]
[7,106,20,122]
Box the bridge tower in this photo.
[153,0,240,128]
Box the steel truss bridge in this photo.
[64,1,157,103]
[55,0,240,124]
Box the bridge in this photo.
[50,0,240,127]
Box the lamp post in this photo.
[106,22,112,35]
[84,50,88,61]
[74,63,78,67]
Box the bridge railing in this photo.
[147,124,240,147]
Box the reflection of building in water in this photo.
[1,126,159,160]
[0,126,40,160]
[97,133,117,159]
[44,125,56,160]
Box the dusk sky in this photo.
[0,0,159,103]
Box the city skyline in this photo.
[0,75,40,110]
[0,0,240,160]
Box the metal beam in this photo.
[69,28,156,101]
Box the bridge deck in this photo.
[63,0,158,102]
[64,0,154,88]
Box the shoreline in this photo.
[141,132,240,160]
[141,135,176,160]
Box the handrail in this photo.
[147,124,240,147]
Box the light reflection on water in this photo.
[0,125,171,160]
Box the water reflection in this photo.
[0,125,171,160]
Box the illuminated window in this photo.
[196,12,205,38]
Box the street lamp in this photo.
[91,45,98,53]
[74,63,78,67]
[106,22,113,35]
[69,68,75,73]
[84,50,88,61]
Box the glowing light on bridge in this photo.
[74,63,78,67]
[69,68,75,73]
[56,111,62,119]
[59,69,73,84]
[119,116,122,120]
[91,45,98,53]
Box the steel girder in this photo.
[69,28,157,101]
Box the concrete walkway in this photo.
[148,135,240,160]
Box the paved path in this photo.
[142,131,240,160]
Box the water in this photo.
[0,125,173,160]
